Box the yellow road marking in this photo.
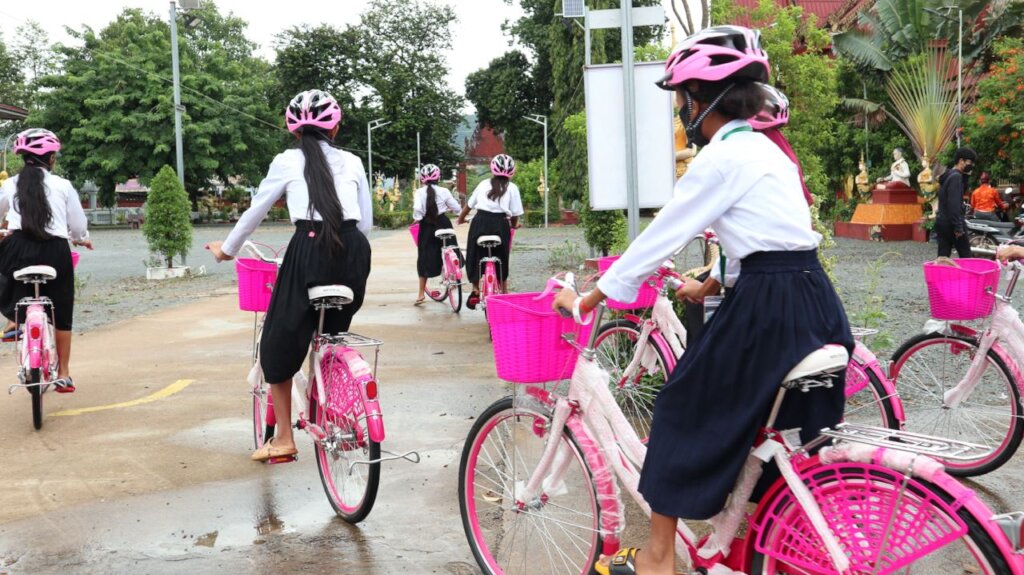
[51,379,195,417]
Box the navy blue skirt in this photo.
[638,250,852,519]
[466,210,510,284]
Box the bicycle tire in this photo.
[311,391,381,524]
[449,278,462,313]
[592,319,671,441]
[28,367,42,430]
[749,464,1011,574]
[251,339,274,449]
[843,358,899,430]
[427,276,449,303]
[459,396,602,575]
[890,332,1024,476]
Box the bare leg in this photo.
[596,511,676,574]
[268,378,296,450]
[417,277,427,300]
[56,329,71,379]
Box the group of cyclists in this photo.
[6,22,1023,574]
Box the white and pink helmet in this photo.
[490,154,516,178]
[13,128,61,156]
[656,25,770,90]
[285,89,342,134]
[419,163,441,183]
[748,83,789,130]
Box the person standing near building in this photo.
[935,147,977,258]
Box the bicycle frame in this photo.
[8,289,58,395]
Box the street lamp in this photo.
[367,118,391,184]
[169,1,189,189]
[925,5,963,146]
[523,114,549,228]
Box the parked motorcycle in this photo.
[967,213,1024,254]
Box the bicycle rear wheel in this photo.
[890,332,1023,476]
[448,277,462,313]
[459,396,601,575]
[312,385,380,523]
[28,368,42,430]
[592,319,670,441]
[749,463,1010,574]
[842,358,899,430]
[427,276,449,303]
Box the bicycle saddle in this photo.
[783,344,848,383]
[308,285,354,305]
[434,229,457,239]
[14,266,57,282]
[477,235,502,247]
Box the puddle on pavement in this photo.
[194,531,218,547]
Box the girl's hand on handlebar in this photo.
[997,244,1024,264]
[72,239,94,250]
[552,285,577,317]
[206,241,233,262]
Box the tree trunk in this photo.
[166,255,174,269]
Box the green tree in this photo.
[143,165,194,268]
[465,51,544,161]
[0,31,26,109]
[963,38,1024,178]
[31,6,278,206]
[13,21,55,85]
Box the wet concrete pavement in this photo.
[0,228,500,574]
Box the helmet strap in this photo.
[681,83,736,147]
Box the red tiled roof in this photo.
[465,126,505,162]
[0,103,28,121]
[729,0,869,30]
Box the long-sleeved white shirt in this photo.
[413,185,460,221]
[467,180,525,216]
[223,142,372,256]
[0,170,89,241]
[598,119,820,303]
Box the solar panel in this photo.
[562,0,585,18]
[179,0,201,9]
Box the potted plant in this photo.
[142,165,193,280]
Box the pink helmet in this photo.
[657,25,769,90]
[419,163,441,183]
[13,128,61,156]
[490,154,516,178]
[285,89,342,134]
[748,83,789,130]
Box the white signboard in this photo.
[584,62,675,211]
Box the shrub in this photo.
[375,210,414,229]
[142,166,193,268]
[524,211,547,227]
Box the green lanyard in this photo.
[713,125,751,288]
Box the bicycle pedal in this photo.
[266,454,297,465]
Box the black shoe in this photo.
[467,292,480,310]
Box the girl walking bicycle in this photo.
[208,89,372,463]
[457,154,523,309]
[413,163,462,306]
[553,26,853,574]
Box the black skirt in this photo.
[637,250,853,519]
[465,210,510,284]
[259,220,371,384]
[416,216,459,278]
[0,232,76,330]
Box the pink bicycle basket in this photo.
[754,462,966,575]
[597,255,660,310]
[70,251,80,269]
[409,223,420,245]
[236,258,278,312]
[923,258,999,320]
[487,292,593,383]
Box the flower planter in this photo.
[146,266,191,280]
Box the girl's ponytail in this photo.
[15,154,55,240]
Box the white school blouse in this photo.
[222,142,372,257]
[413,185,461,221]
[0,171,89,241]
[598,119,820,303]
[467,180,525,217]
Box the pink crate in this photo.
[923,258,999,320]
[597,255,660,310]
[236,258,278,312]
[70,251,80,269]
[487,292,593,383]
[409,223,420,245]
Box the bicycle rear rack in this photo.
[347,449,421,474]
[821,423,994,462]
[321,332,383,348]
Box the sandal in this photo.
[53,377,76,394]
[251,437,297,462]
[414,297,426,306]
[2,328,22,342]
[595,547,639,575]
[466,292,480,310]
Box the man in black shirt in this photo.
[935,147,978,258]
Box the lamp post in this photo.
[524,114,549,228]
[925,6,963,147]
[367,118,391,184]
[169,2,186,189]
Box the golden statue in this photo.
[918,155,938,194]
[855,155,871,194]
[0,170,7,186]
[673,116,696,178]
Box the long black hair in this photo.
[297,127,345,254]
[15,153,55,241]
[487,176,510,202]
[424,181,440,223]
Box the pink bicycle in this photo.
[459,274,1022,575]
[427,228,464,313]
[6,250,80,430]
[234,242,417,523]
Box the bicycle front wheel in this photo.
[842,358,899,429]
[593,319,670,441]
[459,396,602,575]
[890,332,1024,476]
[312,395,381,523]
[749,463,1011,574]
[251,342,274,449]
